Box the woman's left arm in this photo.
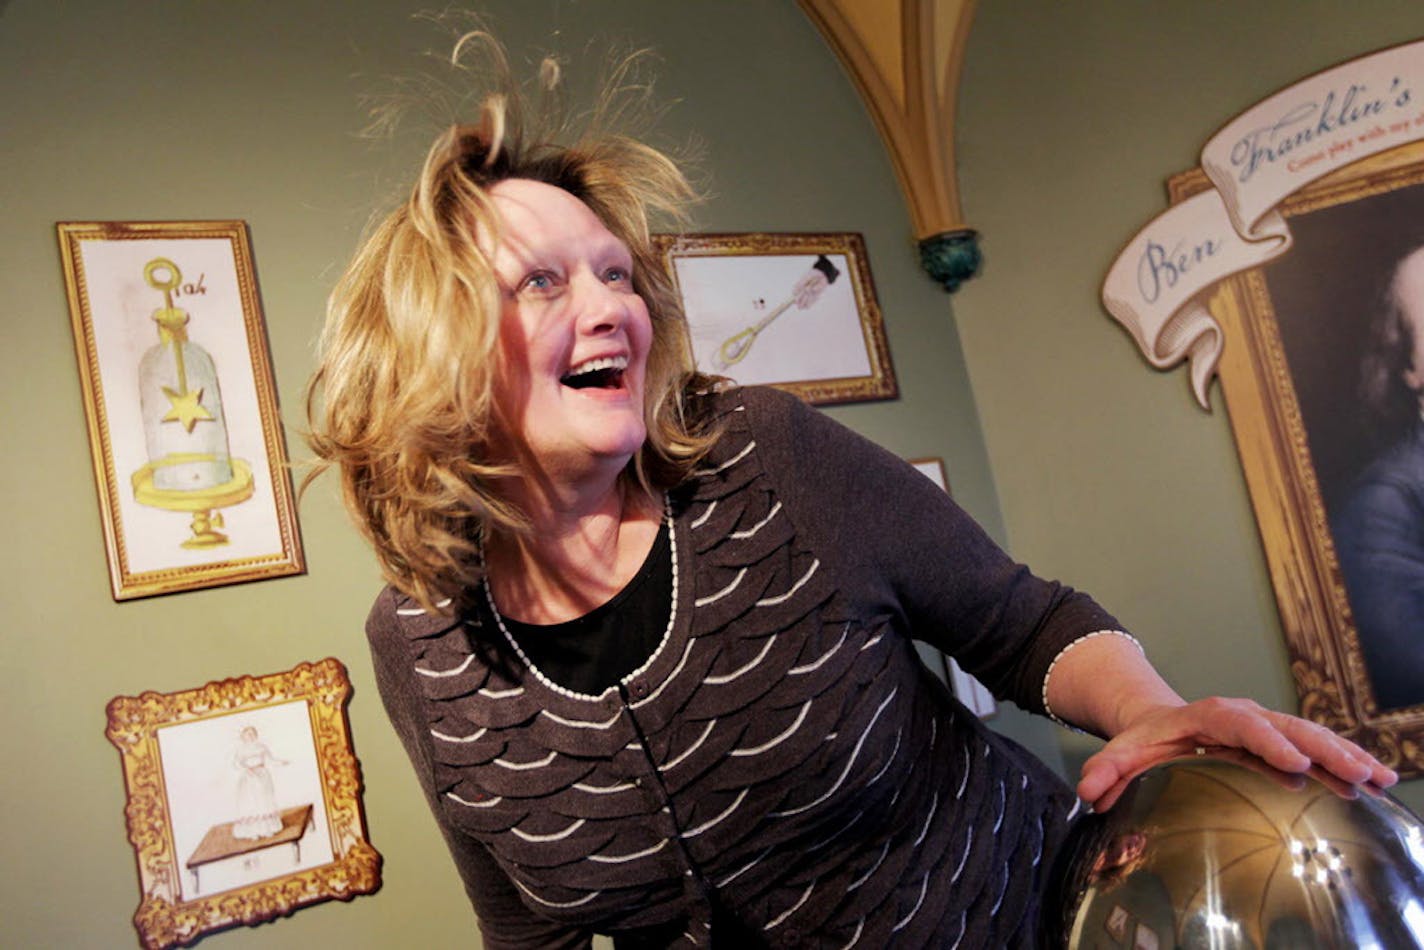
[1045,633,1398,810]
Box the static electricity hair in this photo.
[305,33,720,614]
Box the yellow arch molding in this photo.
[797,0,982,291]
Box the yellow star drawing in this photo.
[161,386,214,433]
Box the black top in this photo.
[498,520,672,695]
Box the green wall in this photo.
[1,2,1419,948]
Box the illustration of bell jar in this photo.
[131,256,253,548]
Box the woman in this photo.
[231,725,288,840]
[307,53,1395,948]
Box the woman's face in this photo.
[483,179,653,486]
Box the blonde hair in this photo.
[305,36,720,614]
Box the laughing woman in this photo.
[305,50,1395,949]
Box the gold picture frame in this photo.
[654,232,898,405]
[1172,141,1424,776]
[57,220,304,600]
[909,456,951,494]
[105,658,381,949]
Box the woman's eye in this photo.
[520,271,556,293]
[604,266,632,285]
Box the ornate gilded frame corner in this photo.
[106,658,381,949]
[57,220,304,600]
[1170,142,1424,777]
[655,232,898,405]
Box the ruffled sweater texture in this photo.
[366,386,1122,948]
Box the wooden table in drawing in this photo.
[185,803,315,892]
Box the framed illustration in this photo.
[1172,140,1424,776]
[105,658,380,949]
[909,456,997,718]
[910,456,951,493]
[654,232,897,405]
[57,220,304,600]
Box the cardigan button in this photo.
[632,681,648,698]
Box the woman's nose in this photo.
[575,274,631,334]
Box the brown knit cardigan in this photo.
[366,386,1122,948]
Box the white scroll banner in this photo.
[1103,39,1424,409]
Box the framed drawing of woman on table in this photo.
[105,659,380,948]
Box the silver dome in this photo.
[1043,752,1424,948]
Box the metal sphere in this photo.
[1042,753,1424,948]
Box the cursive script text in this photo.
[1229,78,1412,183]
[1137,237,1220,304]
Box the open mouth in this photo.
[560,355,629,391]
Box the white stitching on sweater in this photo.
[891,873,929,932]
[694,567,746,608]
[414,654,474,678]
[1041,629,1143,728]
[729,700,811,757]
[756,559,819,607]
[731,501,782,539]
[704,635,777,685]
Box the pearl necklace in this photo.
[481,498,678,702]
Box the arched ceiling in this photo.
[798,0,978,240]
[798,0,982,289]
